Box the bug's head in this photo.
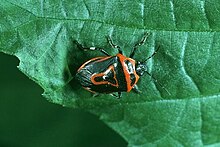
[135,61,147,76]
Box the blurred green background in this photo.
[0,52,127,147]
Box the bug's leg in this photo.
[92,93,100,97]
[110,92,121,99]
[74,40,110,56]
[130,32,150,58]
[143,45,160,62]
[110,93,119,98]
[107,36,123,54]
[117,92,122,99]
[132,85,142,93]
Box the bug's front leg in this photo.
[130,32,150,58]
[106,36,123,54]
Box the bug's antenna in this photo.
[145,68,171,95]
[143,45,160,63]
[142,45,170,95]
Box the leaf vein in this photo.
[180,33,201,93]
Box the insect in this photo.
[75,33,167,98]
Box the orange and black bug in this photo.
[75,33,167,98]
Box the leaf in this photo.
[1,0,220,146]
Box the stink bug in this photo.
[75,33,168,98]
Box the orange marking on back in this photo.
[117,53,139,92]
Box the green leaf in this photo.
[1,0,220,146]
